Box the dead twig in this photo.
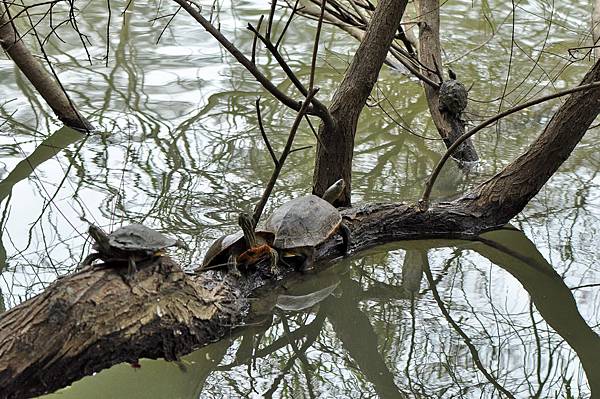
[252,88,319,226]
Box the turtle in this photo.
[201,212,279,275]
[257,178,351,272]
[438,69,468,117]
[81,224,186,278]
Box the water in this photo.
[0,0,598,397]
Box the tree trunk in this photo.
[312,0,409,205]
[417,0,478,162]
[0,4,93,131]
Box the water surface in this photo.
[0,0,598,397]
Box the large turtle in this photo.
[201,212,278,275]
[258,179,351,271]
[438,69,468,116]
[82,224,185,278]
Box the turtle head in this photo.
[88,225,111,252]
[448,69,457,80]
[238,212,257,248]
[321,179,346,204]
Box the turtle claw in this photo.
[127,257,138,281]
[269,248,280,276]
[227,255,242,277]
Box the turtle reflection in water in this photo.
[201,179,351,275]
[82,224,186,279]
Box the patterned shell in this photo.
[262,195,341,249]
[438,79,468,115]
[202,231,244,267]
[107,224,178,251]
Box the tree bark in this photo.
[0,4,93,131]
[312,0,409,205]
[0,259,245,399]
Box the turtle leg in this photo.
[268,247,280,276]
[227,254,242,277]
[127,256,138,281]
[78,253,100,270]
[339,223,352,255]
[298,247,315,272]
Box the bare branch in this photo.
[266,0,277,41]
[309,0,327,91]
[275,0,299,48]
[252,88,320,226]
[251,15,264,64]
[255,98,279,166]
[173,0,304,112]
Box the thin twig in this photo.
[255,98,278,166]
[309,0,326,91]
[251,15,264,64]
[303,114,328,151]
[247,22,307,96]
[289,144,312,154]
[105,0,111,66]
[419,81,600,209]
[252,88,319,226]
[266,0,277,41]
[275,0,299,48]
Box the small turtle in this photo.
[81,224,185,278]
[438,69,468,116]
[258,179,351,271]
[201,213,278,275]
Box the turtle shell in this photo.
[202,231,244,267]
[438,79,467,115]
[105,224,178,252]
[260,195,341,249]
[202,231,272,268]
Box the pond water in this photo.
[0,0,598,398]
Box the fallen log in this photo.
[0,200,484,399]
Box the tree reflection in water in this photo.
[41,228,597,398]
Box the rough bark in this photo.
[0,259,245,399]
[417,0,478,162]
[312,0,409,205]
[0,4,93,131]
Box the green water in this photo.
[0,0,598,397]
